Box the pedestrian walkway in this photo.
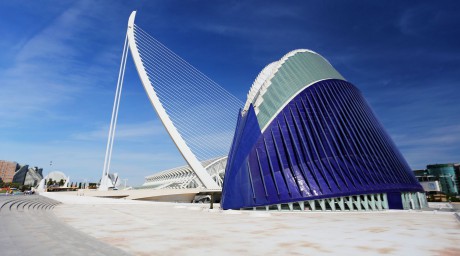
[47,193,460,255]
[0,195,130,256]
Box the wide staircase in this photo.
[0,194,130,256]
[0,195,60,213]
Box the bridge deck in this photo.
[62,188,221,202]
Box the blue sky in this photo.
[0,1,459,186]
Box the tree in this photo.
[19,185,31,192]
[6,182,21,189]
[58,179,65,186]
[47,179,53,186]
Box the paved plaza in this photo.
[2,193,459,255]
[48,192,460,255]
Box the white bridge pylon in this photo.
[102,11,229,190]
[127,11,220,189]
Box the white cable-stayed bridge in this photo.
[100,11,243,191]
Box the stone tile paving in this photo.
[44,192,460,256]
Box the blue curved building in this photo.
[222,49,425,211]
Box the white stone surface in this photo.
[44,193,460,255]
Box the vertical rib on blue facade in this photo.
[221,79,423,210]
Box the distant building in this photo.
[414,163,459,196]
[44,171,68,186]
[0,160,19,183]
[12,165,43,187]
[0,160,45,187]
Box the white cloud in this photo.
[393,124,460,169]
[72,121,166,141]
[0,0,123,125]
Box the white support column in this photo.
[100,30,130,191]
[382,193,389,210]
[355,196,362,211]
[327,198,336,211]
[308,200,315,211]
[346,196,354,211]
[369,194,376,211]
[401,193,406,209]
[417,192,426,208]
[375,194,383,211]
[361,196,369,211]
[298,201,305,211]
[338,197,345,211]
[408,193,414,209]
[319,199,326,211]
[412,193,419,209]
[403,193,410,210]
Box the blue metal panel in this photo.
[288,107,322,194]
[221,79,423,210]
[270,128,294,198]
[221,105,261,208]
[263,137,281,197]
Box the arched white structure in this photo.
[44,171,67,183]
[126,11,219,190]
[142,156,227,189]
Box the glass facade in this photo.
[426,164,459,195]
[251,51,344,129]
